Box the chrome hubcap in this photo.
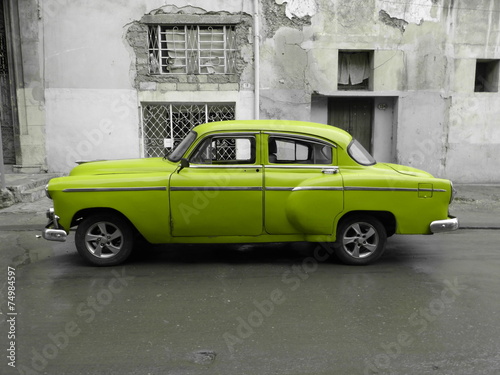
[85,222,123,259]
[342,222,379,259]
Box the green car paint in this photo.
[43,120,458,265]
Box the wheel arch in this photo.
[71,207,135,231]
[336,210,396,237]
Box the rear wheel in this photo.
[75,213,134,266]
[334,215,387,265]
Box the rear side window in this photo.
[268,137,333,164]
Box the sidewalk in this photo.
[1,181,499,231]
[1,172,62,208]
[450,184,500,229]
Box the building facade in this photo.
[2,0,500,182]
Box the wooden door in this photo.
[328,98,373,153]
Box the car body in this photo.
[43,120,458,265]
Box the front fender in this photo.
[48,174,172,243]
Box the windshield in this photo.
[348,139,376,166]
[167,131,197,162]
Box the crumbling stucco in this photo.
[125,5,253,90]
[275,0,318,19]
[261,0,312,38]
[377,0,440,25]
[379,10,409,32]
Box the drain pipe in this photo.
[253,0,260,120]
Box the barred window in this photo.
[142,103,236,158]
[148,25,237,75]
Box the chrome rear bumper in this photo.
[42,208,67,242]
[430,216,459,233]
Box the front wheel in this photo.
[75,213,134,266]
[334,215,387,265]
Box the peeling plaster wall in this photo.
[259,0,500,182]
[23,0,500,180]
[43,1,254,173]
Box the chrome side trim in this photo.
[266,186,443,192]
[265,186,342,191]
[265,187,294,191]
[345,186,446,193]
[345,186,417,192]
[171,186,262,192]
[189,164,263,169]
[264,165,339,169]
[292,186,343,191]
[63,187,167,193]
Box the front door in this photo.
[169,133,263,237]
[328,98,373,153]
[264,134,344,235]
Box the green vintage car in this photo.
[43,120,458,266]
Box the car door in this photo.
[264,133,344,235]
[169,132,263,237]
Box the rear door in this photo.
[264,133,344,235]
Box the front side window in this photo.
[268,137,333,164]
[190,136,255,165]
[148,25,237,75]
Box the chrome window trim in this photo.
[264,132,337,148]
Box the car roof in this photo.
[193,120,353,149]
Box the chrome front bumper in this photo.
[430,216,459,233]
[42,208,67,242]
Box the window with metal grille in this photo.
[148,25,237,75]
[142,103,236,158]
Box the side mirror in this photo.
[177,158,190,173]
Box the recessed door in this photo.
[328,98,374,153]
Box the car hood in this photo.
[69,157,178,176]
[382,163,434,178]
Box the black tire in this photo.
[334,215,387,265]
[75,213,134,266]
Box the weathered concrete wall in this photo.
[41,1,255,173]
[17,0,500,181]
[14,0,47,172]
[41,0,144,173]
[258,0,500,182]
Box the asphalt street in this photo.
[0,185,499,375]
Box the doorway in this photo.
[328,98,374,153]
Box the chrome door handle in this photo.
[322,167,339,174]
